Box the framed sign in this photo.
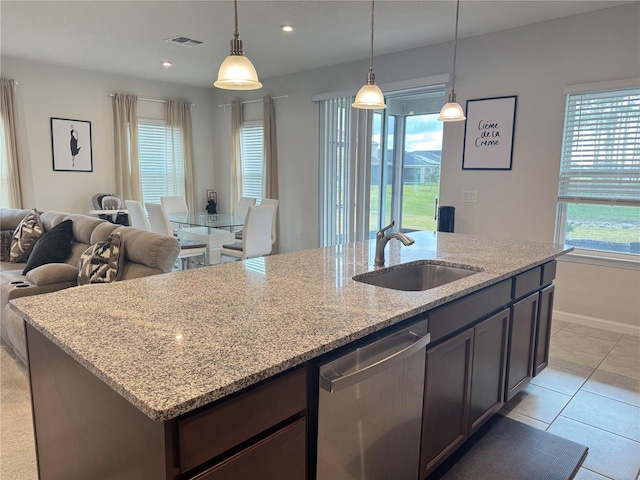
[51,117,93,172]
[462,96,517,170]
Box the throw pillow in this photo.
[10,209,44,263]
[0,230,13,261]
[77,232,125,285]
[22,220,74,275]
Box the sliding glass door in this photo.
[370,90,445,236]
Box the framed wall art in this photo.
[462,96,517,170]
[51,117,93,172]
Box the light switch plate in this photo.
[462,191,478,203]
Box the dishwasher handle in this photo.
[320,329,430,393]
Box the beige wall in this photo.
[0,57,216,214]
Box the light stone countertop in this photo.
[10,231,571,421]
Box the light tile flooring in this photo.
[500,321,640,480]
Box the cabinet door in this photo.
[469,308,509,434]
[192,418,306,480]
[505,292,538,402]
[533,284,555,377]
[420,328,473,477]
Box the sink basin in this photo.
[353,261,481,292]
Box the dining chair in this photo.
[235,198,278,244]
[160,196,189,214]
[145,202,208,269]
[221,204,274,261]
[124,200,151,231]
[232,196,257,238]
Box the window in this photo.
[138,119,185,206]
[555,85,640,256]
[241,122,264,202]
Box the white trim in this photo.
[312,74,450,102]
[563,77,640,95]
[554,310,640,337]
[558,249,640,271]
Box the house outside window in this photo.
[138,119,185,206]
[241,122,264,202]
[555,83,640,257]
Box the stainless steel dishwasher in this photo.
[316,317,430,480]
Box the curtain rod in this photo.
[217,95,288,109]
[108,93,194,107]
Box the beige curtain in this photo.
[166,100,196,212]
[263,95,279,252]
[0,78,24,208]
[230,100,243,212]
[112,93,141,201]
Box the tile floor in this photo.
[500,321,640,480]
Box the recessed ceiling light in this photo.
[162,61,173,67]
[281,25,294,32]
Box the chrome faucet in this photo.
[374,221,415,267]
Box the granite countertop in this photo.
[10,231,570,421]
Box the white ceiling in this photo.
[1,1,634,88]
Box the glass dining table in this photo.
[167,212,245,231]
[167,213,245,265]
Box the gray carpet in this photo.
[0,345,38,480]
[428,414,588,480]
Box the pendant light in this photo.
[438,0,466,121]
[352,0,386,109]
[214,0,262,90]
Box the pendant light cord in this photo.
[233,0,239,39]
[369,0,375,75]
[451,0,460,96]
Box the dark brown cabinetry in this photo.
[421,328,473,476]
[420,309,509,477]
[469,309,510,434]
[533,284,555,377]
[504,292,539,402]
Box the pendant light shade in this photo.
[438,0,465,121]
[214,0,262,90]
[352,0,386,109]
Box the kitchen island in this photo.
[10,231,571,479]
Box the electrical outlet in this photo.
[462,191,478,203]
[296,231,302,241]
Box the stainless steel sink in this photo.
[353,261,481,292]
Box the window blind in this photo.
[241,123,264,202]
[139,120,184,206]
[558,87,640,206]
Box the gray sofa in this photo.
[1,207,181,364]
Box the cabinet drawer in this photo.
[192,417,306,480]
[512,266,542,300]
[178,367,307,473]
[428,280,511,343]
[541,260,557,287]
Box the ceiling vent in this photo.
[164,36,204,47]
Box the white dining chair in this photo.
[160,196,188,214]
[145,202,208,269]
[232,197,256,235]
[236,198,278,244]
[221,204,274,260]
[124,200,151,231]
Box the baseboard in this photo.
[553,310,640,337]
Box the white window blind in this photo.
[138,119,185,206]
[241,123,264,202]
[558,87,640,206]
